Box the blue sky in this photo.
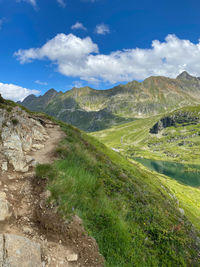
[1,0,200,100]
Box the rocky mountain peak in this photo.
[19,94,37,105]
[44,88,57,97]
[176,71,195,80]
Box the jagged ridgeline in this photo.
[19,71,200,131]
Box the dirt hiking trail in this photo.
[30,126,64,164]
[0,123,104,267]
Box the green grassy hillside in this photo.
[36,120,200,267]
[92,105,200,165]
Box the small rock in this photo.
[1,161,8,171]
[32,144,45,150]
[0,192,12,221]
[66,251,78,262]
[26,155,34,164]
[30,160,38,167]
[8,175,15,180]
[23,226,33,235]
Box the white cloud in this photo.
[14,33,98,63]
[0,82,40,101]
[57,0,66,7]
[35,80,48,85]
[16,0,37,7]
[14,33,200,84]
[95,23,110,35]
[71,22,87,31]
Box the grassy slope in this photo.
[131,160,200,231]
[91,105,200,165]
[36,121,200,267]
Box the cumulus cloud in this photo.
[95,24,110,35]
[0,82,40,101]
[57,0,66,8]
[71,22,87,31]
[16,0,37,7]
[14,33,99,63]
[14,33,200,84]
[35,80,48,85]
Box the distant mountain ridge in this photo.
[19,72,200,131]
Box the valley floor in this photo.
[91,115,200,165]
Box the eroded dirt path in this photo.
[0,123,104,267]
[30,125,65,164]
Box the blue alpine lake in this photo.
[134,158,200,187]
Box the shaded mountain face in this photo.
[0,94,5,104]
[19,72,200,131]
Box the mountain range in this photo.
[19,71,200,131]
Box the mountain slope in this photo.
[92,104,200,164]
[19,72,200,131]
[36,118,200,266]
[1,94,200,266]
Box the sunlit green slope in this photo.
[91,105,200,164]
[36,120,200,266]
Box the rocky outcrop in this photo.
[0,234,42,267]
[150,110,200,134]
[150,116,175,134]
[0,105,49,172]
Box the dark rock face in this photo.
[150,110,200,134]
[0,94,5,104]
[176,71,195,81]
[150,117,175,134]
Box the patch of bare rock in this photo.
[0,234,42,267]
[0,106,49,172]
